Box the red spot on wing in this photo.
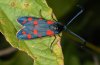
[28,17,33,21]
[46,30,54,36]
[22,20,26,24]
[27,34,32,39]
[33,29,38,34]
[22,31,26,35]
[33,20,38,25]
[47,20,54,24]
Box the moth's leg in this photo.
[50,34,62,50]
[39,9,43,18]
[51,12,57,21]
[58,34,62,37]
[50,35,56,50]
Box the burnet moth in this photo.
[16,6,86,48]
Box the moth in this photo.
[16,6,86,47]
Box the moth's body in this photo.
[17,17,65,40]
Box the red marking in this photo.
[28,17,32,21]
[27,34,32,39]
[22,20,26,24]
[22,31,26,35]
[47,20,54,24]
[39,18,43,20]
[33,29,38,34]
[46,30,54,36]
[33,20,38,25]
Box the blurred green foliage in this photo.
[0,0,100,65]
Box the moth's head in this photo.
[50,22,65,33]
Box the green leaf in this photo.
[0,0,63,65]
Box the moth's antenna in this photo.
[65,5,87,49]
[66,5,84,27]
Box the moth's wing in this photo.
[17,25,34,40]
[17,19,55,40]
[17,16,38,26]
[17,25,50,40]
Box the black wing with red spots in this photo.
[17,16,64,40]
